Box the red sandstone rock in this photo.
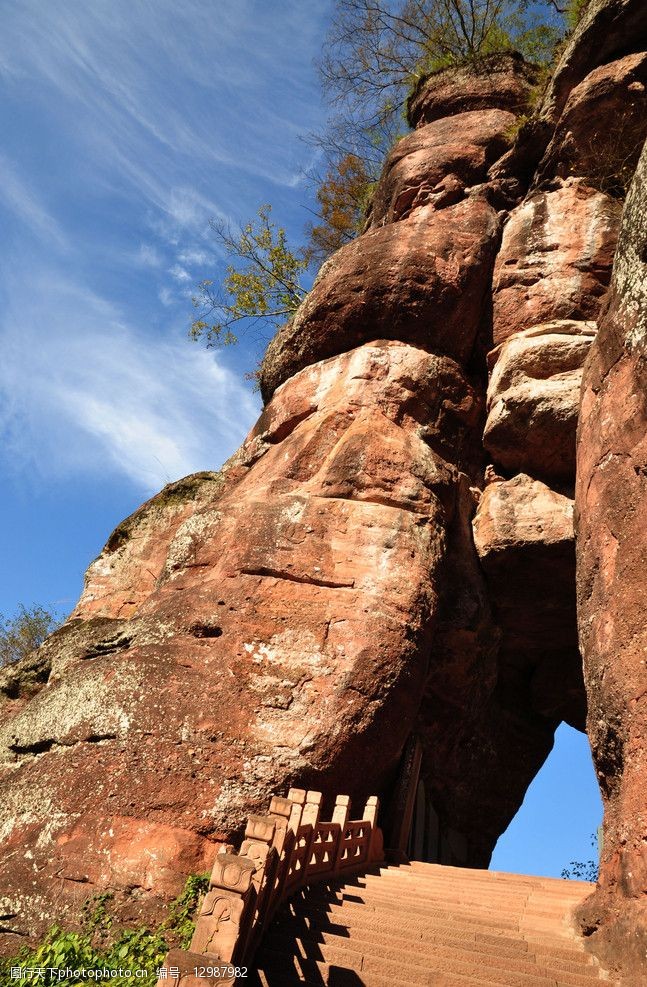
[0,341,481,949]
[483,319,596,482]
[538,52,647,193]
[72,472,225,621]
[368,109,514,227]
[260,198,501,400]
[575,139,647,984]
[492,180,621,347]
[542,0,647,124]
[406,52,538,128]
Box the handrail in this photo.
[157,789,384,985]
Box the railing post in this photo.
[301,790,322,885]
[332,794,351,827]
[264,795,295,925]
[332,795,351,872]
[190,852,257,964]
[364,795,384,862]
[287,787,306,834]
[237,815,277,959]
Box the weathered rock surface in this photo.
[260,198,501,400]
[407,52,538,128]
[492,180,621,347]
[490,4,647,224]
[483,320,596,482]
[368,109,514,226]
[537,51,647,193]
[0,340,483,948]
[542,0,647,124]
[473,475,584,730]
[575,139,647,984]
[72,472,226,621]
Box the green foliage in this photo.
[0,605,60,668]
[190,204,311,347]
[0,874,210,987]
[561,832,599,882]
[565,0,590,30]
[164,873,210,949]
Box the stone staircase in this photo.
[252,861,614,986]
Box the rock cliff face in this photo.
[1,3,646,981]
[575,140,647,981]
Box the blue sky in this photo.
[0,0,600,880]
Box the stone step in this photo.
[252,965,496,987]
[278,904,598,961]
[272,915,593,963]
[256,945,604,986]
[286,893,575,935]
[357,870,592,899]
[401,863,593,892]
[268,927,600,978]
[328,882,579,919]
[366,871,593,902]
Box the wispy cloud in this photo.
[0,0,326,492]
[0,0,328,214]
[169,264,192,283]
[0,268,259,492]
[0,154,67,247]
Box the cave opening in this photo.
[489,722,602,879]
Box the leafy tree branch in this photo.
[189,205,311,347]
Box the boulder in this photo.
[575,139,647,983]
[260,198,501,400]
[483,320,596,483]
[492,180,621,347]
[368,108,515,226]
[537,51,647,193]
[490,2,647,195]
[0,341,480,948]
[407,52,539,128]
[473,474,585,730]
[542,0,647,124]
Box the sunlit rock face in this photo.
[1,7,647,979]
[259,197,501,400]
[492,181,621,348]
[0,340,486,945]
[366,108,515,227]
[406,51,539,128]
[484,320,596,483]
[575,139,647,984]
[537,52,647,192]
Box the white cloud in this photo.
[169,264,191,283]
[177,249,213,267]
[135,244,163,268]
[0,270,260,492]
[0,0,329,218]
[0,154,67,247]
